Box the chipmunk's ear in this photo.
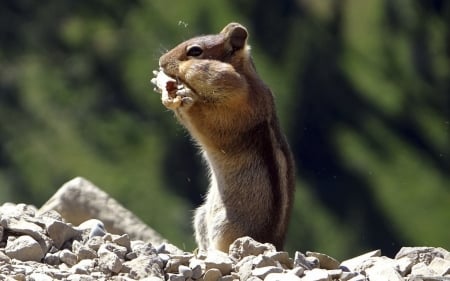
[221,23,248,51]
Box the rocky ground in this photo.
[1,178,449,281]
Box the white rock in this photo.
[205,250,233,275]
[265,272,302,281]
[428,257,450,276]
[302,268,330,281]
[395,256,413,276]
[28,272,53,281]
[410,261,437,276]
[365,264,403,281]
[340,249,381,272]
[5,235,44,262]
[252,266,283,279]
[307,251,340,270]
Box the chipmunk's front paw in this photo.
[151,70,194,110]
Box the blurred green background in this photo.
[0,0,448,260]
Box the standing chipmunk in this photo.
[152,22,295,252]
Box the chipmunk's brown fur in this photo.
[157,23,295,252]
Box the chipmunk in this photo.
[152,23,295,252]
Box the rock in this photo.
[251,266,283,279]
[77,219,106,238]
[45,219,81,249]
[428,257,450,276]
[229,236,276,260]
[294,251,313,270]
[59,249,78,266]
[306,251,340,270]
[5,235,45,262]
[395,256,414,276]
[0,250,11,263]
[395,247,449,265]
[302,268,330,281]
[190,258,205,279]
[178,265,193,278]
[340,249,381,272]
[38,177,166,244]
[204,250,233,275]
[99,251,122,274]
[265,272,302,281]
[28,272,53,281]
[365,263,403,281]
[410,262,437,276]
[266,251,293,269]
[204,268,222,281]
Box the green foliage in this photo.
[1,0,448,258]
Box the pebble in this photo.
[1,201,449,281]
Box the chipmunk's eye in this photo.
[186,45,203,57]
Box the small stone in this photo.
[428,257,450,276]
[347,273,366,281]
[0,250,11,263]
[229,236,276,260]
[85,236,104,251]
[59,249,78,266]
[75,245,97,260]
[365,264,403,281]
[306,251,340,270]
[112,233,132,251]
[266,251,293,269]
[410,262,437,277]
[98,242,128,259]
[395,247,449,265]
[5,235,45,262]
[28,272,53,281]
[45,219,81,249]
[340,271,357,281]
[305,256,320,269]
[290,266,305,277]
[66,274,95,281]
[166,273,184,281]
[44,252,61,265]
[204,268,222,281]
[204,250,233,275]
[294,251,312,270]
[77,219,106,238]
[265,272,302,281]
[395,256,413,276]
[327,269,342,279]
[253,255,278,268]
[179,265,193,278]
[99,251,122,274]
[340,249,381,272]
[302,268,330,281]
[252,266,283,279]
[190,258,205,279]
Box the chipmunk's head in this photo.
[159,23,252,79]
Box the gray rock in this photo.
[124,255,164,279]
[395,256,414,276]
[294,251,313,270]
[99,251,122,274]
[306,251,340,270]
[59,249,78,266]
[190,258,205,279]
[45,219,81,249]
[166,273,185,281]
[0,250,11,263]
[38,177,166,244]
[5,235,45,262]
[178,264,193,278]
